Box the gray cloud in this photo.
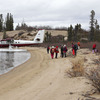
[0,0,100,29]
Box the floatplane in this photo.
[0,29,45,52]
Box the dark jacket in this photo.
[74,44,78,51]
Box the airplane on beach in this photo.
[0,30,45,48]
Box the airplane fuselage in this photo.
[0,40,38,47]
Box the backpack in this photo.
[55,48,59,53]
[56,48,58,51]
[74,44,78,50]
[51,48,54,53]
[63,47,67,52]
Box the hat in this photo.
[51,46,54,48]
[56,46,58,48]
[64,44,66,47]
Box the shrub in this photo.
[67,58,84,77]
[85,67,100,93]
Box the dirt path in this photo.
[0,47,95,100]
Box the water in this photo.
[0,51,31,75]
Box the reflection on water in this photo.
[0,51,30,75]
[0,52,14,70]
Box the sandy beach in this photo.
[0,47,100,100]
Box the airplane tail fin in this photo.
[33,30,45,43]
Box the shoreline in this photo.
[0,50,31,76]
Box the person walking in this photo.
[73,44,78,56]
[47,45,50,54]
[63,45,67,57]
[54,46,59,58]
[60,45,64,58]
[92,43,96,53]
[72,43,75,55]
[50,46,55,59]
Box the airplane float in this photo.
[0,30,45,48]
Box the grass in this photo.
[67,58,84,77]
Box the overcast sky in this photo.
[0,0,100,30]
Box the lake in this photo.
[0,51,31,75]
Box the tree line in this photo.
[15,24,68,31]
[68,10,100,42]
[0,13,14,32]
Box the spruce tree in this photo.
[5,13,14,31]
[94,19,100,41]
[89,10,95,41]
[0,14,3,32]
[74,24,79,41]
[94,19,99,31]
[9,13,14,31]
[68,25,73,41]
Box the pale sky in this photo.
[0,0,100,30]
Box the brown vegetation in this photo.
[67,58,85,77]
[85,67,100,93]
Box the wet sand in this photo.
[0,47,100,100]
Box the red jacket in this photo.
[55,46,59,53]
[93,44,96,49]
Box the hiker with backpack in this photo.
[60,45,64,58]
[73,44,78,56]
[54,46,59,58]
[63,45,68,57]
[50,46,55,59]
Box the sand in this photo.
[0,47,100,100]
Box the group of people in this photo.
[60,45,68,58]
[47,42,80,59]
[47,45,59,59]
[47,42,98,59]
